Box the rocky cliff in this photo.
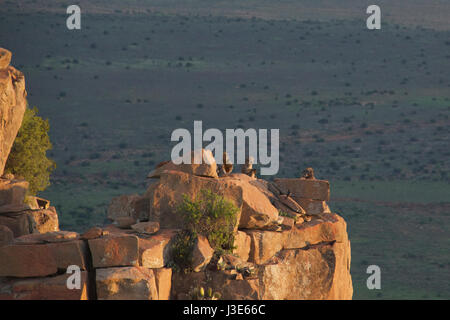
[0,48,352,300]
[0,48,27,177]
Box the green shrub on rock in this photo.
[170,189,239,271]
[169,230,197,272]
[177,189,238,254]
[5,107,55,196]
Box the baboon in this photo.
[218,152,233,176]
[301,167,315,180]
[241,156,257,178]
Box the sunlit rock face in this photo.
[0,48,27,177]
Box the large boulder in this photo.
[96,266,159,300]
[0,235,88,276]
[89,234,139,268]
[144,170,278,230]
[0,271,89,300]
[284,212,348,249]
[0,178,28,207]
[47,240,89,271]
[147,149,218,179]
[0,211,31,237]
[232,231,251,262]
[242,213,349,265]
[191,235,214,272]
[273,178,330,201]
[144,170,243,229]
[0,243,58,277]
[139,229,178,268]
[245,230,287,264]
[222,174,279,229]
[0,56,27,176]
[258,240,352,299]
[28,207,59,233]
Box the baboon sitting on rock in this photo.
[301,167,316,180]
[241,157,257,178]
[218,152,233,177]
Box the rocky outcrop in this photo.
[257,240,352,300]
[140,170,280,230]
[0,50,58,241]
[0,48,27,176]
[0,47,352,300]
[0,183,352,301]
[0,158,352,300]
[102,159,351,300]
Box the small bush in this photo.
[177,189,239,254]
[5,107,55,196]
[169,230,196,272]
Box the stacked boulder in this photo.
[0,50,71,299]
[0,48,59,244]
[0,48,27,177]
[0,178,59,241]
[1,150,352,300]
[86,224,174,300]
[106,150,353,300]
[0,231,90,299]
[0,47,59,245]
[0,47,352,299]
[0,221,174,299]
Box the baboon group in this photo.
[217,152,256,178]
[218,151,316,180]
